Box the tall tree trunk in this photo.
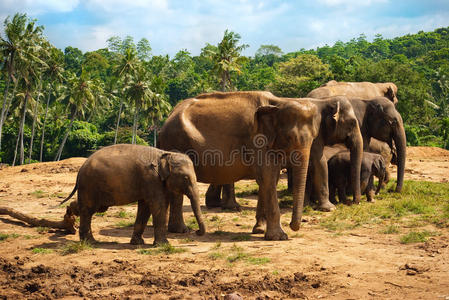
[55,110,77,161]
[114,98,124,145]
[12,124,21,167]
[19,91,29,165]
[39,90,51,162]
[132,105,139,144]
[28,80,42,163]
[153,127,157,147]
[0,76,18,152]
[0,76,11,152]
[221,72,226,91]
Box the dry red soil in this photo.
[0,147,448,299]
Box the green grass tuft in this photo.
[247,257,271,265]
[115,220,134,228]
[60,240,92,255]
[186,217,199,231]
[32,247,53,254]
[30,190,47,198]
[0,233,19,241]
[138,244,186,255]
[380,224,400,234]
[208,251,224,260]
[400,230,439,244]
[319,180,449,232]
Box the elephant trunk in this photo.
[290,147,311,231]
[348,127,363,203]
[187,185,206,236]
[393,121,406,192]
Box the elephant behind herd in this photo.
[61,80,405,244]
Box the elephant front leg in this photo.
[130,200,151,245]
[252,195,266,234]
[257,167,287,241]
[312,155,336,211]
[221,183,241,211]
[152,196,169,245]
[205,184,222,208]
[366,175,375,202]
[167,191,188,233]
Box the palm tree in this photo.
[113,47,139,144]
[0,13,31,152]
[208,29,248,91]
[40,46,64,161]
[144,75,171,146]
[124,66,153,144]
[8,17,46,165]
[54,69,95,161]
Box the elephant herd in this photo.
[62,80,406,245]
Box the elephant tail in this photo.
[60,183,78,205]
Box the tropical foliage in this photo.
[1,13,449,164]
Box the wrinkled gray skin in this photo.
[61,144,205,245]
[349,97,406,192]
[159,91,319,240]
[368,138,395,185]
[328,150,386,203]
[211,96,363,212]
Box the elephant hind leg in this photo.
[79,207,96,243]
[205,184,222,208]
[130,199,151,245]
[221,183,241,211]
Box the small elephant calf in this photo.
[61,144,206,245]
[328,151,386,204]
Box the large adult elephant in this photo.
[307,80,398,105]
[207,95,364,213]
[348,97,406,192]
[289,96,406,195]
[159,91,319,240]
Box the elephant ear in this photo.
[386,86,396,103]
[158,153,171,181]
[325,100,341,130]
[254,105,279,149]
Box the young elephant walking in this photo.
[61,144,206,245]
[328,151,386,204]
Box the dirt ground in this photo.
[0,147,448,299]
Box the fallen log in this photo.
[0,207,76,234]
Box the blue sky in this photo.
[1,0,449,56]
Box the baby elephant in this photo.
[328,151,386,204]
[61,144,206,245]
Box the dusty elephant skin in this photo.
[159,91,319,240]
[61,144,205,245]
[327,151,386,203]
[208,95,364,213]
[368,138,395,185]
[295,96,406,194]
[307,80,398,105]
[348,97,406,192]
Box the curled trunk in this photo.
[187,186,206,235]
[348,129,363,203]
[393,122,407,192]
[290,148,311,231]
